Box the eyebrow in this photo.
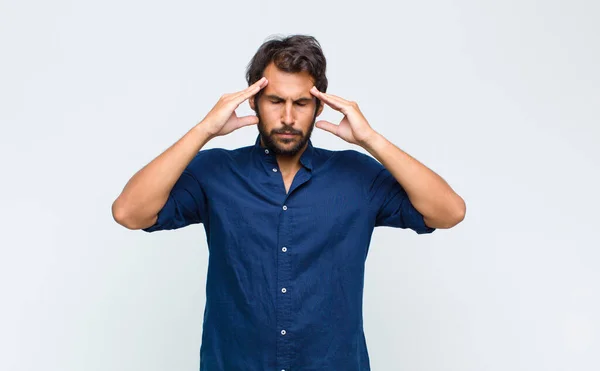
[264,94,314,103]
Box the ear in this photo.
[249,96,256,111]
[316,100,324,117]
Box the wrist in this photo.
[194,120,218,141]
[358,130,384,151]
[192,121,217,144]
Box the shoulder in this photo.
[317,147,382,172]
[187,145,253,172]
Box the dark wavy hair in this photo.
[245,34,328,112]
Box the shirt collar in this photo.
[254,134,314,171]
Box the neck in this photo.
[276,153,303,174]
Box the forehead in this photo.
[262,62,314,98]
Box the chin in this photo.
[272,138,305,156]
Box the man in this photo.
[112,34,465,371]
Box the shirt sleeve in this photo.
[364,155,436,234]
[142,152,209,232]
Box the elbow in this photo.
[112,199,156,230]
[112,199,129,228]
[448,197,466,227]
[112,199,138,230]
[425,197,466,229]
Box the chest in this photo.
[208,169,370,234]
[203,167,375,265]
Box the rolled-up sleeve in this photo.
[367,159,436,234]
[142,153,208,232]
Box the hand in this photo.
[199,77,268,137]
[309,86,377,146]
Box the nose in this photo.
[281,102,295,125]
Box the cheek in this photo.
[298,106,317,121]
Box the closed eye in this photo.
[267,97,311,106]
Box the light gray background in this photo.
[1,0,598,370]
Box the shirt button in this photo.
[281,329,286,335]
[272,168,278,172]
[265,149,269,154]
[282,247,287,252]
[282,205,287,210]
[281,288,287,293]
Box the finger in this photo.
[310,87,344,111]
[319,90,351,106]
[231,81,266,105]
[244,76,268,92]
[310,87,353,113]
[310,86,348,103]
[233,77,268,102]
[322,93,353,111]
[315,120,338,135]
[237,115,259,127]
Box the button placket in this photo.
[276,198,293,366]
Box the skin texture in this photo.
[249,62,323,181]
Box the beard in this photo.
[256,109,317,157]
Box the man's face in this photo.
[251,62,323,156]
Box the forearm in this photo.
[361,132,465,229]
[112,123,213,229]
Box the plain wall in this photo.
[1,0,598,370]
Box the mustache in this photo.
[272,128,302,135]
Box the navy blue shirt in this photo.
[143,135,435,370]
